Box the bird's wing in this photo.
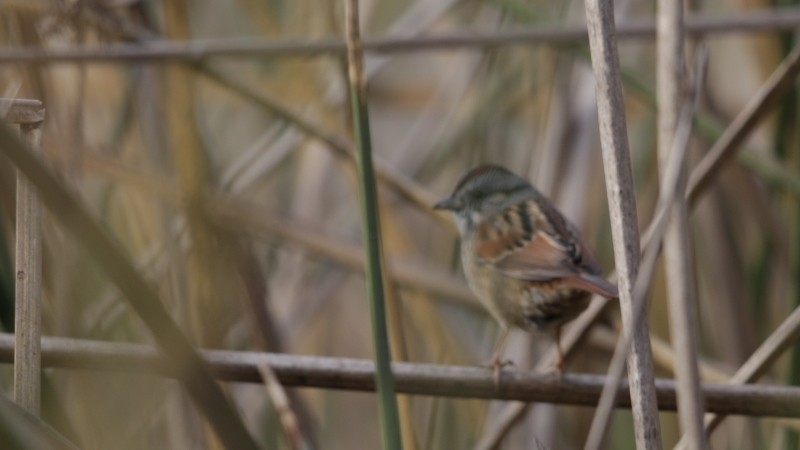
[475,199,618,298]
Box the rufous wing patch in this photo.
[474,200,616,296]
[489,233,575,280]
[475,201,575,281]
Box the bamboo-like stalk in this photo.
[3,333,800,418]
[6,99,45,416]
[0,123,260,450]
[585,57,704,449]
[476,35,800,441]
[2,9,800,63]
[583,0,662,447]
[344,1,402,449]
[656,3,706,448]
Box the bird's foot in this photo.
[483,357,515,387]
[540,363,564,380]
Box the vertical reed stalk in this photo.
[583,0,662,447]
[656,2,706,449]
[10,99,45,416]
[0,122,261,450]
[344,1,403,449]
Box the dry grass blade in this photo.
[163,0,218,348]
[676,304,800,446]
[687,41,800,205]
[0,393,79,450]
[584,0,662,447]
[256,362,309,450]
[0,124,260,450]
[197,64,452,231]
[205,197,476,306]
[78,151,475,305]
[76,154,476,306]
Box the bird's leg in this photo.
[554,324,565,375]
[488,328,513,386]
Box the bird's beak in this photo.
[433,196,457,211]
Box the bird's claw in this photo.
[484,357,515,388]
[541,363,564,380]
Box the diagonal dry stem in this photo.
[256,362,309,450]
[687,41,800,205]
[585,51,704,448]
[0,122,260,450]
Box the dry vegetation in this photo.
[1,0,800,449]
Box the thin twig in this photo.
[584,0,662,447]
[256,362,308,450]
[235,247,319,449]
[2,334,800,417]
[2,9,800,63]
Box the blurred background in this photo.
[0,0,798,449]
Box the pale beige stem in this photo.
[7,98,45,416]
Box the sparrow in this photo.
[434,165,618,382]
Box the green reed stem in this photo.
[344,1,402,449]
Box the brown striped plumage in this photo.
[434,165,617,380]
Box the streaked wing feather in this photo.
[475,199,619,298]
[476,200,575,280]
